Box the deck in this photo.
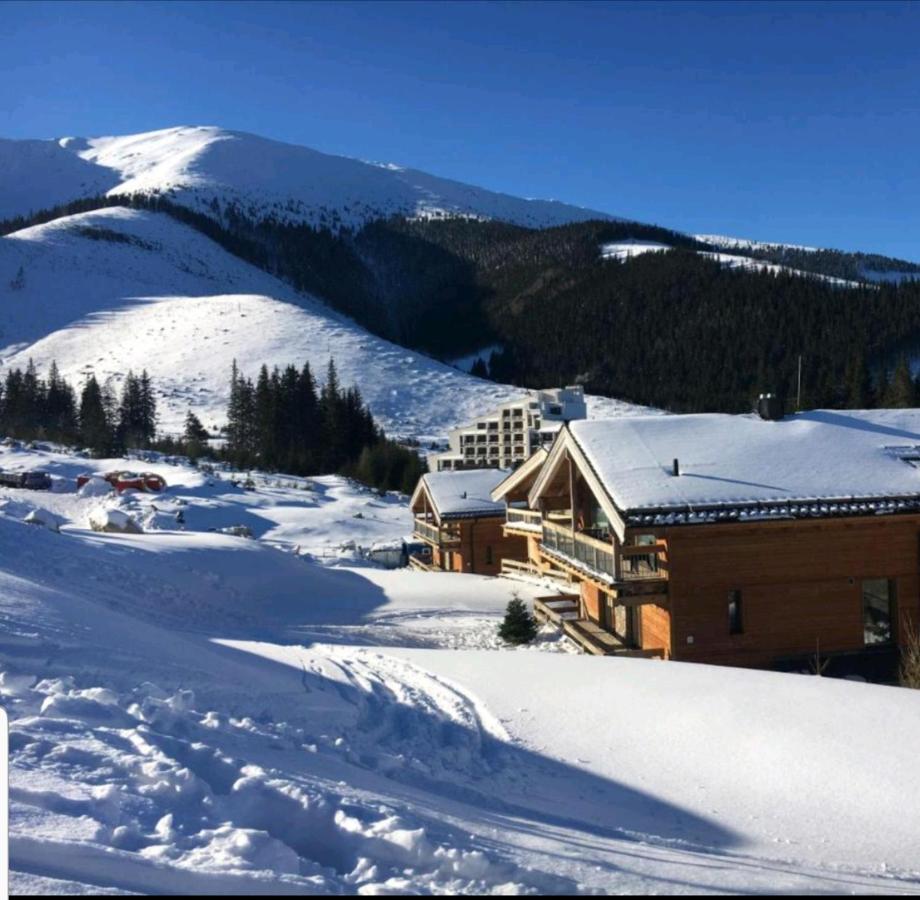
[533,596,664,658]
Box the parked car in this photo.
[76,471,167,493]
[0,470,52,491]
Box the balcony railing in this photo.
[620,543,668,581]
[541,520,668,583]
[505,508,542,530]
[413,518,460,547]
[542,520,617,579]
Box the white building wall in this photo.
[431,386,586,471]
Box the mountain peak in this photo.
[1,125,617,230]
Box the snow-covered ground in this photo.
[1,126,616,230]
[0,207,650,437]
[2,443,919,894]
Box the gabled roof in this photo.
[564,410,920,530]
[412,468,509,520]
[490,448,548,503]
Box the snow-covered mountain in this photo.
[0,206,647,435]
[2,126,616,229]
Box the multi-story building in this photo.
[430,386,586,472]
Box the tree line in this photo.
[0,359,425,494]
[0,362,156,454]
[222,358,425,494]
[7,194,920,414]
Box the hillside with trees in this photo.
[5,196,920,414]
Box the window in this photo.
[485,545,494,565]
[728,589,743,635]
[549,404,562,415]
[863,578,895,645]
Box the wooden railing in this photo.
[542,519,617,579]
[620,542,668,581]
[541,521,668,583]
[505,508,542,529]
[413,518,460,547]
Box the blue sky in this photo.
[2,0,918,259]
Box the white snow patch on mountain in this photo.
[695,233,820,253]
[603,239,862,287]
[0,126,616,230]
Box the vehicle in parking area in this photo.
[76,471,167,493]
[0,470,52,490]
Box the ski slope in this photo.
[0,126,616,230]
[0,206,648,436]
[1,442,917,894]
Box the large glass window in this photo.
[863,578,895,645]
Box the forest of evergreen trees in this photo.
[6,195,920,415]
[0,358,425,494]
[0,362,157,455]
[221,358,426,494]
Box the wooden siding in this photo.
[580,581,602,623]
[660,515,920,667]
[430,517,527,576]
[640,603,672,658]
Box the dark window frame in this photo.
[728,589,743,635]
[862,578,896,646]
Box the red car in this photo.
[77,471,167,493]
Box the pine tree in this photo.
[498,595,538,645]
[886,358,916,408]
[845,350,871,409]
[79,375,112,455]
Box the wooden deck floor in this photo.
[534,596,663,658]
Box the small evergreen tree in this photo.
[498,594,538,645]
[183,410,209,459]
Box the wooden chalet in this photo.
[410,468,527,575]
[492,409,920,675]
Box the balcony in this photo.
[542,520,617,580]
[413,517,461,547]
[540,520,668,585]
[504,507,542,533]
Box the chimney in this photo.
[672,458,680,477]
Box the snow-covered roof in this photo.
[419,468,509,519]
[569,410,920,526]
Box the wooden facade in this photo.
[411,474,527,576]
[499,430,917,676]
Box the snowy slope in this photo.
[0,442,916,894]
[0,138,120,221]
[0,126,616,230]
[0,206,648,436]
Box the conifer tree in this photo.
[183,410,209,459]
[498,594,538,645]
[886,358,916,408]
[79,375,112,455]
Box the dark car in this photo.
[0,471,52,491]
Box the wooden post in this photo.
[567,451,576,532]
